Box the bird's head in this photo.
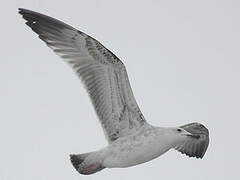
[165,127,200,145]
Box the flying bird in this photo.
[19,8,209,175]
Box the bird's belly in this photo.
[103,134,171,168]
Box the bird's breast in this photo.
[103,127,172,168]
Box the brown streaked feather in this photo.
[19,8,146,143]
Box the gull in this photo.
[19,8,209,175]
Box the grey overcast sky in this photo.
[1,0,239,179]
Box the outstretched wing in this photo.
[19,8,146,143]
[175,123,209,158]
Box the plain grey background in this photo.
[1,0,239,179]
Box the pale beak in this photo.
[186,134,200,139]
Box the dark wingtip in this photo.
[18,8,29,15]
[18,8,75,31]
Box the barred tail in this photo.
[70,153,105,175]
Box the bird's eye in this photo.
[177,128,182,132]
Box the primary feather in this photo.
[19,8,146,143]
